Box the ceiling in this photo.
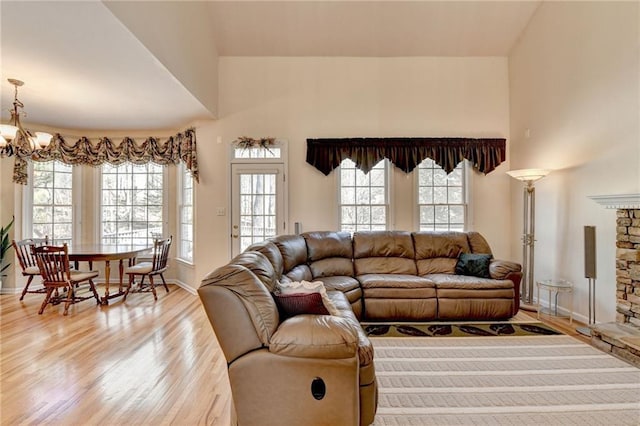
[0,1,540,132]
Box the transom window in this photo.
[339,159,388,232]
[417,159,465,231]
[31,161,73,244]
[178,163,194,262]
[101,163,163,246]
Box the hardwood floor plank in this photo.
[0,286,232,426]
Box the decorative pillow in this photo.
[273,293,329,318]
[274,280,340,318]
[455,253,492,278]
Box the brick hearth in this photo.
[587,196,640,368]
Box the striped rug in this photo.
[371,335,640,425]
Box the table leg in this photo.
[118,259,124,292]
[101,260,111,305]
[536,283,541,319]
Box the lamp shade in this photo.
[0,124,18,140]
[35,132,53,148]
[506,168,550,183]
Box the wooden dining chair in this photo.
[12,237,49,300]
[33,244,100,315]
[123,236,172,301]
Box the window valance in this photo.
[9,127,199,185]
[306,137,506,175]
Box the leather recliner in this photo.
[198,251,377,426]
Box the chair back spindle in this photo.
[14,237,49,271]
[152,236,172,272]
[12,237,49,300]
[34,244,71,287]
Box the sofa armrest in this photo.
[489,260,522,280]
[269,315,358,359]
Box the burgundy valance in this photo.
[306,137,506,175]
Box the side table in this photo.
[536,279,573,324]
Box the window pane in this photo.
[339,159,388,231]
[101,163,163,246]
[418,160,465,231]
[31,161,73,243]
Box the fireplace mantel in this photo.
[588,194,640,209]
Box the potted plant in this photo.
[0,216,15,290]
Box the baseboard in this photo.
[172,279,197,296]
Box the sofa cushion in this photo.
[413,231,471,259]
[271,235,308,273]
[269,315,358,359]
[309,258,354,279]
[304,231,354,262]
[246,240,284,277]
[427,273,514,289]
[353,231,417,276]
[357,274,435,290]
[353,231,415,259]
[317,276,361,294]
[489,260,522,279]
[455,253,492,278]
[200,263,279,345]
[467,231,493,255]
[413,231,472,275]
[416,258,458,275]
[230,251,278,292]
[285,264,313,282]
[326,291,374,366]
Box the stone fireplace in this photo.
[589,194,640,367]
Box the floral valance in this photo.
[306,137,506,175]
[7,127,198,185]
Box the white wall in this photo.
[509,2,640,322]
[192,57,513,286]
[105,1,219,118]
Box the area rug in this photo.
[363,322,561,338]
[371,335,640,425]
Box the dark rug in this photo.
[363,322,562,337]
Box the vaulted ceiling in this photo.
[0,1,540,132]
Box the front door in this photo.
[230,163,285,256]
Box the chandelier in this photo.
[0,78,52,156]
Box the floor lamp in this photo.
[507,168,551,310]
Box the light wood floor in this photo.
[0,287,588,426]
[0,286,232,426]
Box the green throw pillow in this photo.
[455,253,492,278]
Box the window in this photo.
[101,163,163,246]
[30,161,73,244]
[178,164,194,262]
[339,159,388,232]
[417,159,465,231]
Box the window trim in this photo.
[177,162,194,264]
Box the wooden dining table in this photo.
[67,244,152,305]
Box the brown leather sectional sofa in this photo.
[198,230,522,426]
